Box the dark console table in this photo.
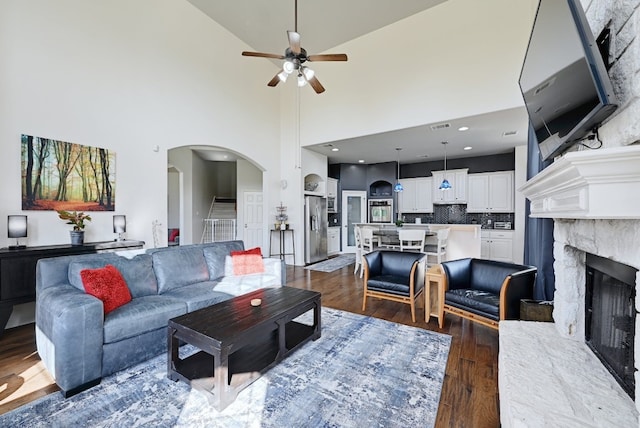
[0,240,145,336]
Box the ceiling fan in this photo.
[241,0,348,94]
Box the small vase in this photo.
[70,230,85,246]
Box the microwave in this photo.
[327,197,336,213]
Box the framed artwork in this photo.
[21,134,116,211]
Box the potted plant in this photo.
[57,210,92,245]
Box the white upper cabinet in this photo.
[327,178,338,198]
[432,168,468,204]
[398,177,433,213]
[467,171,514,213]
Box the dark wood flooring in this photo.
[0,263,500,427]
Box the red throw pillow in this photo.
[168,229,179,242]
[80,264,132,315]
[230,247,262,257]
[230,250,265,276]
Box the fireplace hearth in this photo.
[516,146,640,423]
[585,253,637,399]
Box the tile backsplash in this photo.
[402,205,514,229]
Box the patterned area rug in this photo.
[1,308,451,427]
[305,254,356,272]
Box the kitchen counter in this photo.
[428,224,481,260]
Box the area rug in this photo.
[1,308,451,428]
[305,254,355,272]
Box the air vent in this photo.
[534,77,556,95]
[430,123,451,131]
[503,131,518,137]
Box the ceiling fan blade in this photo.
[307,75,325,94]
[307,54,348,62]
[267,73,281,87]
[287,31,301,55]
[242,51,285,60]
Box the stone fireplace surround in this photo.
[499,146,640,426]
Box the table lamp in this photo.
[113,215,126,241]
[8,215,28,249]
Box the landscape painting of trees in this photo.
[21,134,116,211]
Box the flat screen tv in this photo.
[519,0,618,161]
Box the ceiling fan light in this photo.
[283,60,295,74]
[277,71,288,82]
[302,67,315,80]
[297,74,307,87]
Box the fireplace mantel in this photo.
[519,146,640,219]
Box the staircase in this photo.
[201,197,237,243]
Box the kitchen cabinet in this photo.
[327,178,338,198]
[467,171,514,213]
[328,227,340,255]
[398,177,433,213]
[432,168,468,204]
[481,230,513,262]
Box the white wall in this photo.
[167,169,180,229]
[0,0,283,328]
[297,0,538,146]
[0,0,282,249]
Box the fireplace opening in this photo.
[585,253,637,399]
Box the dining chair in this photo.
[359,227,379,278]
[424,228,449,267]
[398,229,426,253]
[354,226,363,276]
[360,227,378,254]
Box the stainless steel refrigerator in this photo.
[304,196,328,264]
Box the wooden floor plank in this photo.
[0,263,500,425]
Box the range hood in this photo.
[519,146,640,219]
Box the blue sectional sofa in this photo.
[35,241,285,397]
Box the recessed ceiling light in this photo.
[458,126,469,132]
[463,146,472,151]
[358,159,365,163]
[503,130,518,136]
[331,147,339,152]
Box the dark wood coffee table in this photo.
[167,287,321,410]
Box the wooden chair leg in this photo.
[410,300,416,323]
[362,293,367,311]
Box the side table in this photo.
[269,229,295,264]
[425,264,445,327]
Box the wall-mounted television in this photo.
[519,0,618,161]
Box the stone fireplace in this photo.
[499,146,640,426]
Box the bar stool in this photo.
[424,228,449,267]
[398,229,426,253]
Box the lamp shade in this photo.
[439,179,452,190]
[8,215,28,238]
[113,215,126,233]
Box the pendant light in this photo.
[394,148,403,192]
[439,141,452,190]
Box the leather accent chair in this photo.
[362,250,426,322]
[439,258,537,329]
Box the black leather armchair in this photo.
[362,250,426,322]
[439,258,537,329]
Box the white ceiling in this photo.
[186,0,534,164]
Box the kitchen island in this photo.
[356,223,481,261]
